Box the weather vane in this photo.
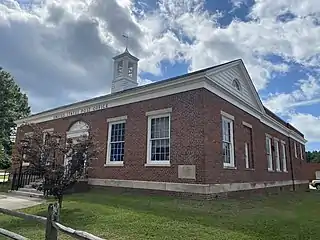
[122,33,129,49]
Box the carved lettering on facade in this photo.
[52,103,107,120]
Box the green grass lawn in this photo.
[0,189,319,240]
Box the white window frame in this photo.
[244,142,249,169]
[22,132,34,167]
[146,111,171,166]
[281,141,288,172]
[266,135,273,171]
[274,139,281,172]
[294,141,297,158]
[221,114,235,168]
[105,117,127,166]
[300,144,304,160]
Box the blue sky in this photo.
[1,0,320,150]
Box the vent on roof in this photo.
[232,78,241,91]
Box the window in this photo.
[128,62,134,77]
[294,141,297,158]
[147,114,170,164]
[243,124,254,169]
[106,121,126,164]
[222,116,234,167]
[274,139,281,172]
[281,142,287,172]
[300,144,304,160]
[117,60,123,75]
[244,142,249,169]
[266,136,273,171]
[232,79,241,91]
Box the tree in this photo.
[306,151,320,163]
[0,68,30,158]
[14,123,101,209]
[0,143,11,169]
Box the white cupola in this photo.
[111,47,139,93]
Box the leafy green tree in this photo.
[0,143,11,169]
[0,67,30,158]
[306,151,320,163]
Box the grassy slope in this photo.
[0,189,319,240]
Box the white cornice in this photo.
[15,61,307,144]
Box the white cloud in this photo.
[0,0,320,126]
[289,113,320,142]
[263,75,320,115]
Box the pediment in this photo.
[205,60,265,114]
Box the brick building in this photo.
[14,48,309,196]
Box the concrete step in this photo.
[9,190,44,199]
[18,188,42,194]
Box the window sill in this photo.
[223,166,237,170]
[245,168,255,171]
[104,162,124,167]
[144,163,171,167]
[268,169,274,172]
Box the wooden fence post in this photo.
[45,203,59,240]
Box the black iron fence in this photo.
[11,169,42,191]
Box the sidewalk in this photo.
[0,194,44,210]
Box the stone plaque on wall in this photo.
[178,165,196,180]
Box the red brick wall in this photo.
[302,163,320,180]
[17,89,206,184]
[15,88,307,184]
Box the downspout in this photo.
[288,137,295,191]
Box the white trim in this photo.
[146,113,171,165]
[66,131,89,139]
[294,141,298,158]
[43,128,54,133]
[222,116,235,168]
[244,142,249,169]
[274,139,281,172]
[106,120,126,165]
[242,121,252,128]
[144,163,171,167]
[146,108,172,116]
[281,141,288,172]
[266,135,273,171]
[15,60,307,145]
[24,132,34,137]
[300,144,304,160]
[88,178,309,194]
[220,110,235,120]
[107,115,127,123]
[104,163,124,167]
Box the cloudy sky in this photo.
[1,0,320,150]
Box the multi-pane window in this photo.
[300,144,304,160]
[148,114,170,163]
[281,142,287,172]
[107,121,126,163]
[222,117,234,167]
[274,139,281,172]
[294,141,297,158]
[266,136,273,171]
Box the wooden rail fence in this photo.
[0,203,105,240]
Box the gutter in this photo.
[288,137,295,191]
